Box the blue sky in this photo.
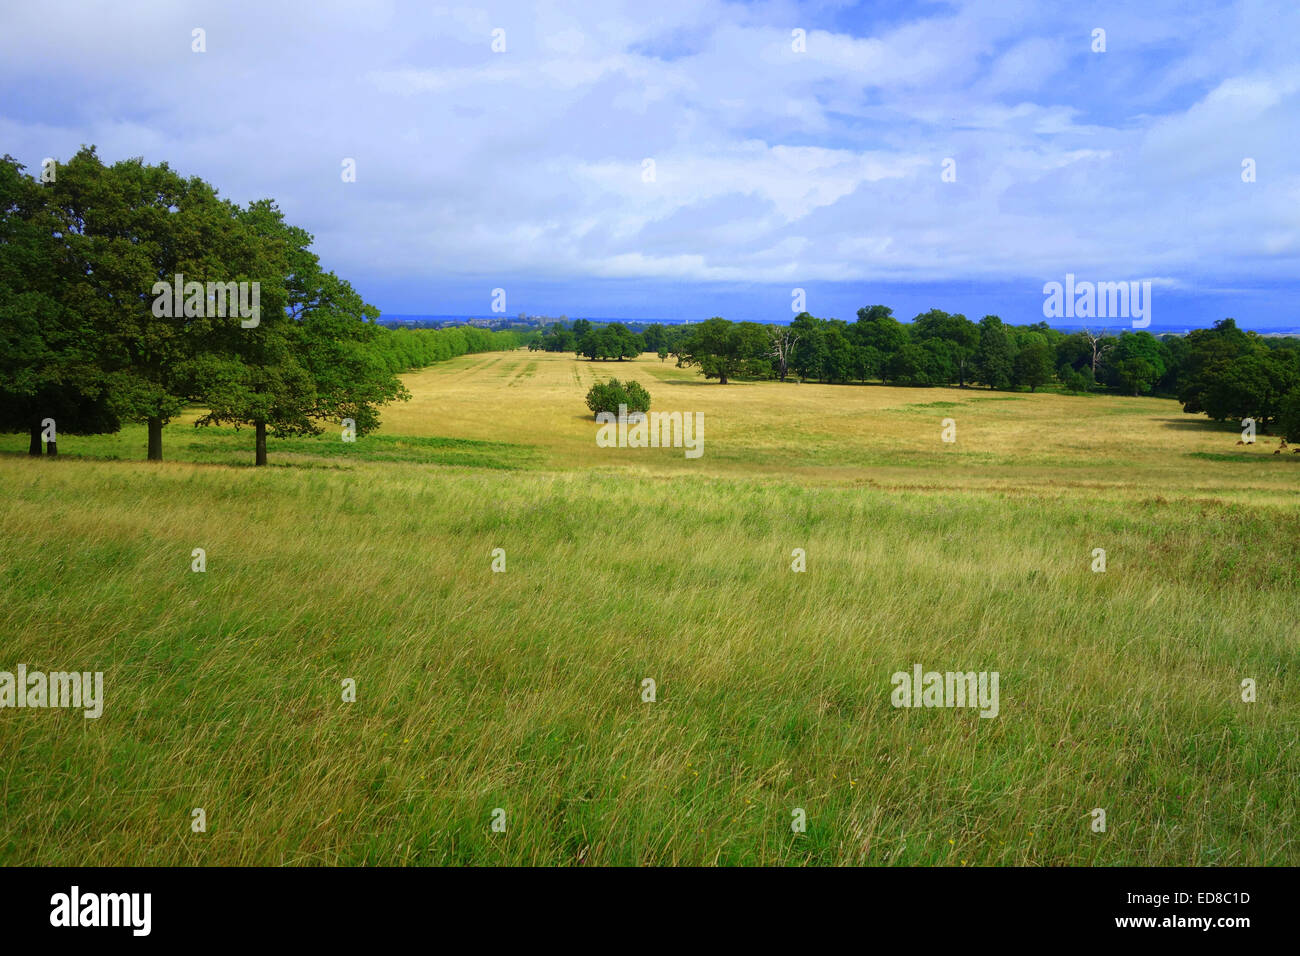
[2,0,1298,328]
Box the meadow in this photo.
[0,349,1296,865]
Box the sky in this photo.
[2,0,1298,329]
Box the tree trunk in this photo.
[255,420,267,466]
[46,437,57,455]
[28,425,42,456]
[147,417,163,461]
[718,371,728,385]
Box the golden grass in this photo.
[386,351,1300,503]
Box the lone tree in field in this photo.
[676,316,767,384]
[585,378,650,418]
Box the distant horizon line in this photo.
[379,313,1300,335]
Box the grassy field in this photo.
[1,349,1297,865]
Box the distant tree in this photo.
[531,325,575,352]
[1107,331,1167,396]
[1058,363,1094,393]
[884,342,937,386]
[921,337,956,385]
[574,330,592,359]
[1079,327,1115,381]
[912,310,978,386]
[1156,334,1189,394]
[767,325,800,382]
[577,323,642,360]
[1194,350,1299,428]
[1177,319,1259,415]
[974,316,1015,389]
[676,317,768,384]
[1056,331,1095,374]
[820,320,852,383]
[642,323,667,353]
[605,323,644,360]
[1013,336,1054,392]
[1278,388,1300,443]
[852,305,907,380]
[789,312,826,381]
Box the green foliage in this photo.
[1195,351,1300,426]
[529,323,576,352]
[676,317,771,384]
[819,320,853,383]
[1106,331,1168,396]
[380,326,522,369]
[577,322,643,361]
[1059,363,1094,393]
[0,154,120,452]
[884,342,939,386]
[1279,389,1300,443]
[912,310,978,385]
[1169,319,1299,426]
[1013,337,1055,392]
[642,323,667,353]
[585,378,651,418]
[1177,319,1259,414]
[974,315,1016,389]
[1056,331,1097,375]
[847,307,907,383]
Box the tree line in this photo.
[0,148,520,464]
[532,310,1300,436]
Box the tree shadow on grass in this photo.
[654,379,730,386]
[1157,417,1231,431]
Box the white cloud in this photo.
[0,0,1297,293]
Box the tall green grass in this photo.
[1,456,1295,865]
